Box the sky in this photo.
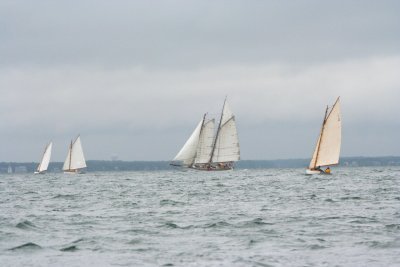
[1,0,400,162]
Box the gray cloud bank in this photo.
[1,1,399,68]
[0,1,399,161]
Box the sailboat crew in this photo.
[325,167,331,174]
[315,166,323,173]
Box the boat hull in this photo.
[190,162,234,171]
[306,169,323,175]
[63,169,86,174]
[34,171,46,174]
[305,169,332,175]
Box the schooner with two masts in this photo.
[171,98,240,171]
[306,97,342,175]
[63,135,87,174]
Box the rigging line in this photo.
[313,105,329,169]
[209,97,227,163]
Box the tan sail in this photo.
[309,97,342,169]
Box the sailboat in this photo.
[171,98,240,171]
[34,142,52,174]
[306,97,342,175]
[63,135,87,174]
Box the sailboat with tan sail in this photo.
[306,97,342,175]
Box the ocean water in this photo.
[0,167,399,267]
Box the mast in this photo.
[209,97,227,163]
[326,97,341,121]
[313,105,329,169]
[68,140,73,171]
[192,113,207,166]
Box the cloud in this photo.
[1,56,399,161]
[1,1,399,161]
[1,1,399,68]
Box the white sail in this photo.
[220,100,234,125]
[309,98,342,169]
[70,136,87,169]
[211,101,240,163]
[194,119,215,164]
[309,131,322,169]
[63,142,72,171]
[37,142,52,173]
[63,136,87,171]
[173,119,203,166]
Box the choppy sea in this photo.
[1,167,399,267]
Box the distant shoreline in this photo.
[1,156,400,173]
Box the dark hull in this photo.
[190,162,234,171]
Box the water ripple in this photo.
[1,168,400,266]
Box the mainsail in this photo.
[309,97,342,169]
[63,141,72,171]
[194,119,215,164]
[211,100,240,163]
[36,142,52,173]
[63,136,87,171]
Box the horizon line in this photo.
[2,155,400,164]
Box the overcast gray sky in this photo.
[1,0,399,162]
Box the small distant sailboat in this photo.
[34,142,52,174]
[306,97,342,175]
[7,165,12,174]
[63,135,87,174]
[171,98,240,171]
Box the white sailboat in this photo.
[63,135,87,174]
[171,98,240,171]
[306,97,342,175]
[34,142,52,174]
